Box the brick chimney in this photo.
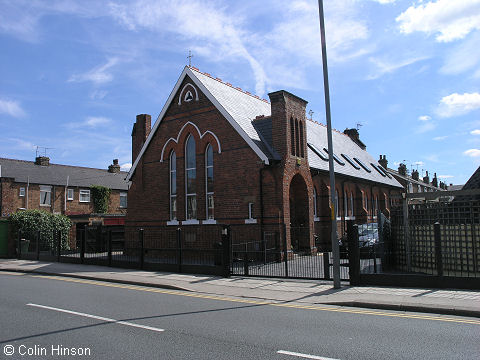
[378,155,388,169]
[132,114,151,163]
[35,156,50,166]
[108,159,121,173]
[398,163,407,176]
[412,169,419,181]
[432,172,438,188]
[268,90,308,159]
[344,128,366,150]
[423,171,430,184]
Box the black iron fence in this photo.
[230,224,349,280]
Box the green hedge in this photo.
[9,210,72,250]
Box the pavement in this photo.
[1,259,480,318]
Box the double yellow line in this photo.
[4,272,480,325]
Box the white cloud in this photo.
[7,138,35,150]
[367,55,428,79]
[437,92,480,117]
[413,161,425,166]
[120,163,132,171]
[0,98,26,118]
[433,135,448,141]
[418,115,431,121]
[68,58,119,85]
[464,149,480,157]
[471,130,480,135]
[396,0,480,42]
[66,116,112,129]
[440,32,480,76]
[438,174,454,179]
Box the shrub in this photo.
[9,210,72,250]
[91,185,111,213]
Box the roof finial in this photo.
[187,50,193,67]
[308,109,314,120]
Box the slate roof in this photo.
[0,158,129,190]
[129,66,402,188]
[462,166,480,190]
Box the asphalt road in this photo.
[0,272,479,360]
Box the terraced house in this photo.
[0,156,129,232]
[126,66,403,254]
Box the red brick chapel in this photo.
[125,66,402,253]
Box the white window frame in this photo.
[245,202,257,224]
[40,185,52,207]
[204,144,216,224]
[120,192,127,208]
[350,193,355,218]
[19,187,25,197]
[67,188,74,201]
[79,189,90,203]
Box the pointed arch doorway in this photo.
[289,174,311,252]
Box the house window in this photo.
[205,144,214,220]
[170,151,177,220]
[19,187,25,197]
[313,187,318,218]
[374,196,378,216]
[363,192,368,213]
[120,192,127,208]
[67,188,74,201]
[40,185,51,206]
[344,191,348,218]
[185,135,197,220]
[385,195,388,210]
[79,189,90,203]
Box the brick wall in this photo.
[0,178,126,217]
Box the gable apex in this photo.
[127,66,270,181]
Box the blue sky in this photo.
[1,0,479,185]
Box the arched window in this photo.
[364,192,368,213]
[350,192,354,217]
[335,190,339,218]
[375,196,378,216]
[290,118,295,156]
[185,135,197,220]
[205,144,214,220]
[344,191,348,218]
[169,151,177,220]
[295,119,300,157]
[313,187,318,218]
[299,121,304,158]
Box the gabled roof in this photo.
[0,158,129,190]
[462,166,480,190]
[127,66,272,180]
[306,122,402,188]
[127,66,401,188]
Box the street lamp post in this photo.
[317,0,340,289]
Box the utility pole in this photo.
[317,0,340,288]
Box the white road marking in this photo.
[27,303,164,332]
[277,350,340,360]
